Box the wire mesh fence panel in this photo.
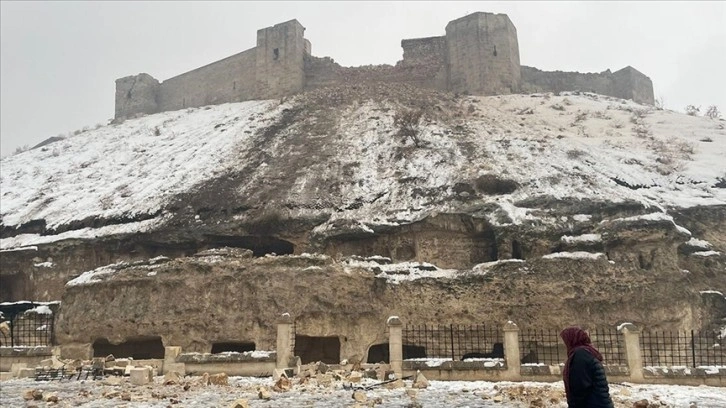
[590,327,626,365]
[6,313,54,347]
[403,324,502,360]
[637,330,723,367]
[519,329,564,365]
[692,329,726,367]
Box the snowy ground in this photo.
[2,90,724,250]
[1,376,725,407]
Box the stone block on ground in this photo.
[164,370,182,384]
[352,390,367,402]
[10,363,27,376]
[273,375,291,392]
[17,368,36,379]
[164,362,185,376]
[209,373,228,385]
[130,367,151,385]
[412,371,429,389]
[229,399,250,408]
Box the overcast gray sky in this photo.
[1,1,725,156]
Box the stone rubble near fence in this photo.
[2,355,725,407]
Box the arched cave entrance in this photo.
[211,342,255,354]
[367,343,390,364]
[92,336,165,359]
[205,235,294,257]
[294,335,340,364]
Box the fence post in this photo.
[619,323,644,381]
[387,316,403,379]
[503,321,521,380]
[276,313,293,368]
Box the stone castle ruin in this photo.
[115,12,654,119]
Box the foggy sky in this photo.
[1,1,725,156]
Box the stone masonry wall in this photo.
[114,12,653,119]
[445,12,521,95]
[114,73,160,119]
[521,65,654,105]
[158,48,257,112]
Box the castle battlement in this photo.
[115,12,654,119]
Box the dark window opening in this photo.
[294,335,340,364]
[233,81,236,90]
[211,342,255,354]
[403,344,427,360]
[273,48,279,60]
[126,90,132,99]
[512,240,523,259]
[183,97,186,108]
[493,45,498,57]
[638,252,653,270]
[93,336,164,359]
[367,343,390,363]
[206,235,294,257]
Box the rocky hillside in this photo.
[1,85,724,336]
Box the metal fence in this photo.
[0,313,54,347]
[403,324,502,360]
[519,328,564,365]
[640,329,726,367]
[519,327,625,366]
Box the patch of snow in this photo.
[561,233,601,244]
[24,305,52,315]
[692,251,721,257]
[0,246,38,253]
[700,290,725,297]
[572,214,592,222]
[33,261,54,268]
[0,217,168,250]
[686,237,712,249]
[542,251,605,260]
[146,271,157,277]
[472,259,525,271]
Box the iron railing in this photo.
[640,329,726,367]
[403,324,502,360]
[0,313,54,347]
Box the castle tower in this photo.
[114,73,160,119]
[255,19,307,99]
[445,12,521,95]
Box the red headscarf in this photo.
[560,326,603,396]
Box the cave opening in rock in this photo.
[367,343,390,363]
[205,235,294,257]
[512,239,523,259]
[211,342,255,354]
[294,335,340,364]
[92,336,165,359]
[403,344,427,359]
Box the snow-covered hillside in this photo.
[1,88,724,250]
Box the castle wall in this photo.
[114,12,654,119]
[445,13,521,95]
[521,65,654,105]
[255,20,307,99]
[158,48,257,112]
[114,73,160,119]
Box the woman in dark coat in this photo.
[560,326,614,408]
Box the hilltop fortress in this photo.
[116,12,654,121]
